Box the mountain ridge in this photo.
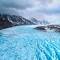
[31,17,49,25]
[0,14,35,29]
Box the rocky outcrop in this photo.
[0,14,35,30]
[35,26,46,31]
[0,19,13,29]
[47,25,60,32]
[35,25,60,32]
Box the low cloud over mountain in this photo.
[0,0,60,24]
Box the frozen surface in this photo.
[0,25,60,60]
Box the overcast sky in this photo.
[0,0,60,24]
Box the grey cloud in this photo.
[0,7,19,15]
[0,0,33,10]
[36,6,60,14]
[0,0,34,15]
[0,0,60,20]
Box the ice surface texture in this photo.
[0,25,60,60]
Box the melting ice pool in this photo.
[0,25,60,60]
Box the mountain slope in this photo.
[31,17,49,25]
[0,14,35,29]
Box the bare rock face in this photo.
[35,26,46,31]
[0,14,34,30]
[0,15,13,29]
[35,25,60,32]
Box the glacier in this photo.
[0,25,60,60]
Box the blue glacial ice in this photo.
[0,25,60,60]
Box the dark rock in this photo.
[0,14,35,30]
[35,25,60,32]
[35,26,46,31]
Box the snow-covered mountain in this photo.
[0,14,35,29]
[31,17,49,25]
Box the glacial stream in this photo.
[0,25,60,60]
